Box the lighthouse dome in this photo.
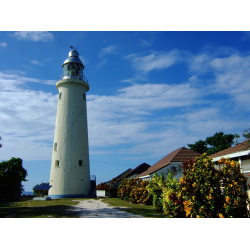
[62,49,84,68]
[62,49,86,80]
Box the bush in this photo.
[147,172,180,211]
[164,154,250,218]
[129,180,151,205]
[96,183,110,190]
[117,178,152,204]
[147,173,165,210]
[117,178,137,201]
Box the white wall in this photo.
[49,79,90,197]
[152,162,183,180]
[242,159,250,172]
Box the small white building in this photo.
[136,147,201,181]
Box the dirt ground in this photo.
[69,199,143,218]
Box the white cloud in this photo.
[95,59,107,70]
[0,74,57,161]
[30,60,44,66]
[126,50,183,72]
[12,31,54,42]
[99,45,118,57]
[0,42,7,47]
[1,47,250,162]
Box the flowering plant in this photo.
[96,183,110,190]
[164,154,249,218]
[117,178,151,204]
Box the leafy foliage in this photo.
[147,172,180,211]
[117,178,151,204]
[164,154,249,218]
[0,158,28,199]
[96,183,110,190]
[147,173,165,210]
[188,132,237,155]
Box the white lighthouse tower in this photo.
[49,48,93,198]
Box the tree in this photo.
[188,132,238,155]
[0,158,28,199]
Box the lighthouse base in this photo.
[49,194,86,199]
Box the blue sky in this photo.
[1,31,250,192]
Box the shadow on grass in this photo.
[0,203,81,218]
[0,198,90,218]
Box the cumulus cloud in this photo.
[126,50,183,72]
[99,45,118,57]
[1,46,250,162]
[187,52,250,110]
[0,75,57,160]
[12,31,54,42]
[0,42,7,47]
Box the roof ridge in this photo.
[136,147,200,178]
[210,139,250,158]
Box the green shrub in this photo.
[147,173,165,210]
[117,178,152,204]
[147,172,179,211]
[129,180,151,205]
[164,154,250,218]
[96,183,110,190]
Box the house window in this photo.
[55,160,59,167]
[54,143,57,152]
[83,93,86,101]
[79,160,83,166]
[59,92,62,99]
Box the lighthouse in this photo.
[49,48,94,198]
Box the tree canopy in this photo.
[188,132,237,155]
[0,157,28,199]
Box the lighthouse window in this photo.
[79,160,83,166]
[55,160,59,167]
[59,92,62,99]
[54,143,57,152]
[83,93,86,100]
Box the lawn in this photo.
[102,197,165,218]
[0,197,97,218]
[0,197,165,218]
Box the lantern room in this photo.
[62,49,85,80]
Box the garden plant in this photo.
[164,154,250,218]
[117,178,151,204]
[96,183,110,190]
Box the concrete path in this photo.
[69,199,143,218]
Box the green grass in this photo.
[0,197,100,218]
[102,198,165,218]
[0,197,165,218]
